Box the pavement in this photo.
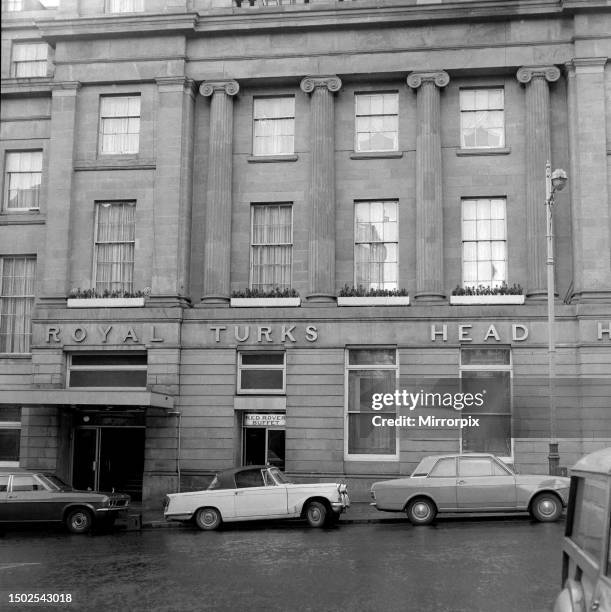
[136,502,533,529]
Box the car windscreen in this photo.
[269,468,292,484]
[40,474,72,491]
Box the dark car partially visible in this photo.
[0,469,130,533]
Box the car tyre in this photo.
[305,501,328,528]
[194,507,222,531]
[66,508,93,534]
[406,498,437,526]
[530,493,562,522]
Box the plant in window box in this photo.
[230,287,301,307]
[67,287,150,308]
[337,285,410,306]
[450,282,525,305]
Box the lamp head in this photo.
[551,168,568,192]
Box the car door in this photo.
[5,474,60,522]
[424,457,459,510]
[234,468,288,519]
[456,457,517,510]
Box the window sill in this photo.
[337,296,410,306]
[344,454,399,462]
[74,158,155,171]
[0,212,45,225]
[450,295,525,305]
[350,151,403,160]
[246,154,299,163]
[67,298,145,308]
[230,297,301,307]
[456,147,511,156]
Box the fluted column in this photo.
[300,75,342,302]
[407,71,449,302]
[516,66,561,299]
[199,80,239,304]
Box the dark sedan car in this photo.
[0,469,130,533]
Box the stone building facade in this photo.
[1,0,610,507]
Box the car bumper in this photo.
[331,494,350,513]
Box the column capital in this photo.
[51,81,81,96]
[406,71,449,89]
[156,76,197,95]
[516,65,561,84]
[300,75,342,94]
[199,80,240,97]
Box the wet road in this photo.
[1,517,562,612]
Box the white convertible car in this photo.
[164,465,350,530]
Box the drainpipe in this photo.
[167,411,182,492]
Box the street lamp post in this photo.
[545,160,568,476]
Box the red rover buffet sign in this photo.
[41,321,611,346]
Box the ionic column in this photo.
[407,71,449,302]
[300,75,342,302]
[565,59,611,301]
[199,80,239,304]
[516,66,561,299]
[40,82,81,305]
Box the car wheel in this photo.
[194,507,222,531]
[406,498,437,525]
[305,501,328,528]
[530,493,562,522]
[66,508,93,534]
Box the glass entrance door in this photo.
[243,428,285,470]
[72,427,145,500]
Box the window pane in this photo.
[241,353,284,366]
[69,370,147,387]
[570,477,606,564]
[459,458,493,477]
[355,93,398,152]
[349,349,396,365]
[461,348,510,366]
[430,458,456,478]
[348,413,395,454]
[71,353,146,366]
[240,369,284,390]
[462,415,511,455]
[0,430,20,461]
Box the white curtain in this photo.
[0,257,35,353]
[251,205,292,290]
[12,43,47,77]
[108,0,144,11]
[95,202,136,293]
[6,151,42,209]
[100,96,140,154]
[253,98,294,155]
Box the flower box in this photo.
[230,297,301,308]
[450,295,525,306]
[67,297,145,308]
[337,296,410,306]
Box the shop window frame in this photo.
[237,351,286,395]
[66,351,148,390]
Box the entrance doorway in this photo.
[73,427,145,501]
[242,413,286,470]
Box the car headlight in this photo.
[100,495,110,505]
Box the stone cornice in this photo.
[516,65,561,83]
[407,70,450,89]
[156,76,197,96]
[300,75,342,93]
[31,0,598,42]
[566,57,608,74]
[199,80,240,97]
[51,81,81,94]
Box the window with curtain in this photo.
[11,43,48,78]
[347,349,398,457]
[252,97,295,156]
[94,202,136,294]
[0,256,35,353]
[250,204,292,291]
[107,0,144,12]
[460,88,505,148]
[354,200,398,290]
[462,198,506,288]
[355,92,398,152]
[99,95,141,155]
[4,151,42,211]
